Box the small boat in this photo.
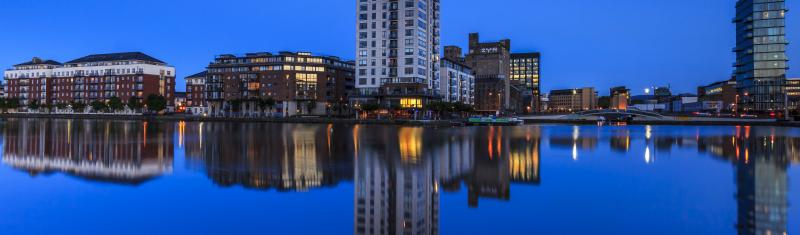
[467,116,523,126]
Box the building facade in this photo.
[3,52,176,109]
[440,58,475,104]
[610,86,630,110]
[699,78,738,112]
[734,0,788,112]
[353,0,442,109]
[510,53,541,113]
[185,71,207,115]
[787,78,800,111]
[205,52,355,117]
[174,92,187,113]
[548,88,597,112]
[466,33,512,113]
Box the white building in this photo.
[354,0,441,108]
[439,58,474,104]
[354,128,439,235]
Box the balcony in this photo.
[381,77,425,85]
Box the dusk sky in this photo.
[0,0,797,96]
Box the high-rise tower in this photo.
[734,0,789,112]
[354,0,441,109]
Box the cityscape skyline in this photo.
[1,0,798,96]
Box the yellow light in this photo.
[399,127,422,163]
[400,98,422,108]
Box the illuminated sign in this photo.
[480,47,499,54]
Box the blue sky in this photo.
[0,0,797,95]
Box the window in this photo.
[400,98,422,108]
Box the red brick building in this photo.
[3,52,176,109]
[204,52,355,116]
[185,71,207,115]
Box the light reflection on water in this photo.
[0,119,798,235]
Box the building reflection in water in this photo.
[3,119,795,234]
[698,127,792,235]
[181,122,353,192]
[353,126,542,235]
[558,125,798,235]
[1,119,174,184]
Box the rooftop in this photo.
[65,52,165,64]
[511,52,541,58]
[185,71,207,79]
[14,57,62,67]
[441,57,472,69]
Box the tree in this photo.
[56,103,68,110]
[330,99,348,117]
[425,101,449,120]
[90,100,108,113]
[42,104,53,114]
[0,98,7,113]
[388,104,403,119]
[306,100,317,114]
[7,98,20,110]
[28,100,40,112]
[360,103,380,112]
[128,97,143,112]
[108,97,124,112]
[145,94,167,113]
[71,102,87,113]
[454,102,474,117]
[258,97,276,117]
[228,99,242,114]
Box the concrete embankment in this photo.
[0,113,456,127]
[4,113,800,128]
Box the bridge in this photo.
[562,109,665,121]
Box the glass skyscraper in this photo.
[734,0,789,112]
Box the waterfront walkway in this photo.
[2,113,798,127]
[0,113,457,127]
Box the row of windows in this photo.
[5,69,160,79]
[753,35,786,44]
[754,10,785,20]
[215,56,326,65]
[753,2,785,12]
[752,18,784,28]
[209,66,326,73]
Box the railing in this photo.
[381,77,425,84]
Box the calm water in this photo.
[0,119,798,235]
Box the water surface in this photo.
[0,119,798,235]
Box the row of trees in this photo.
[223,97,277,116]
[0,94,168,114]
[0,98,22,113]
[425,101,476,119]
